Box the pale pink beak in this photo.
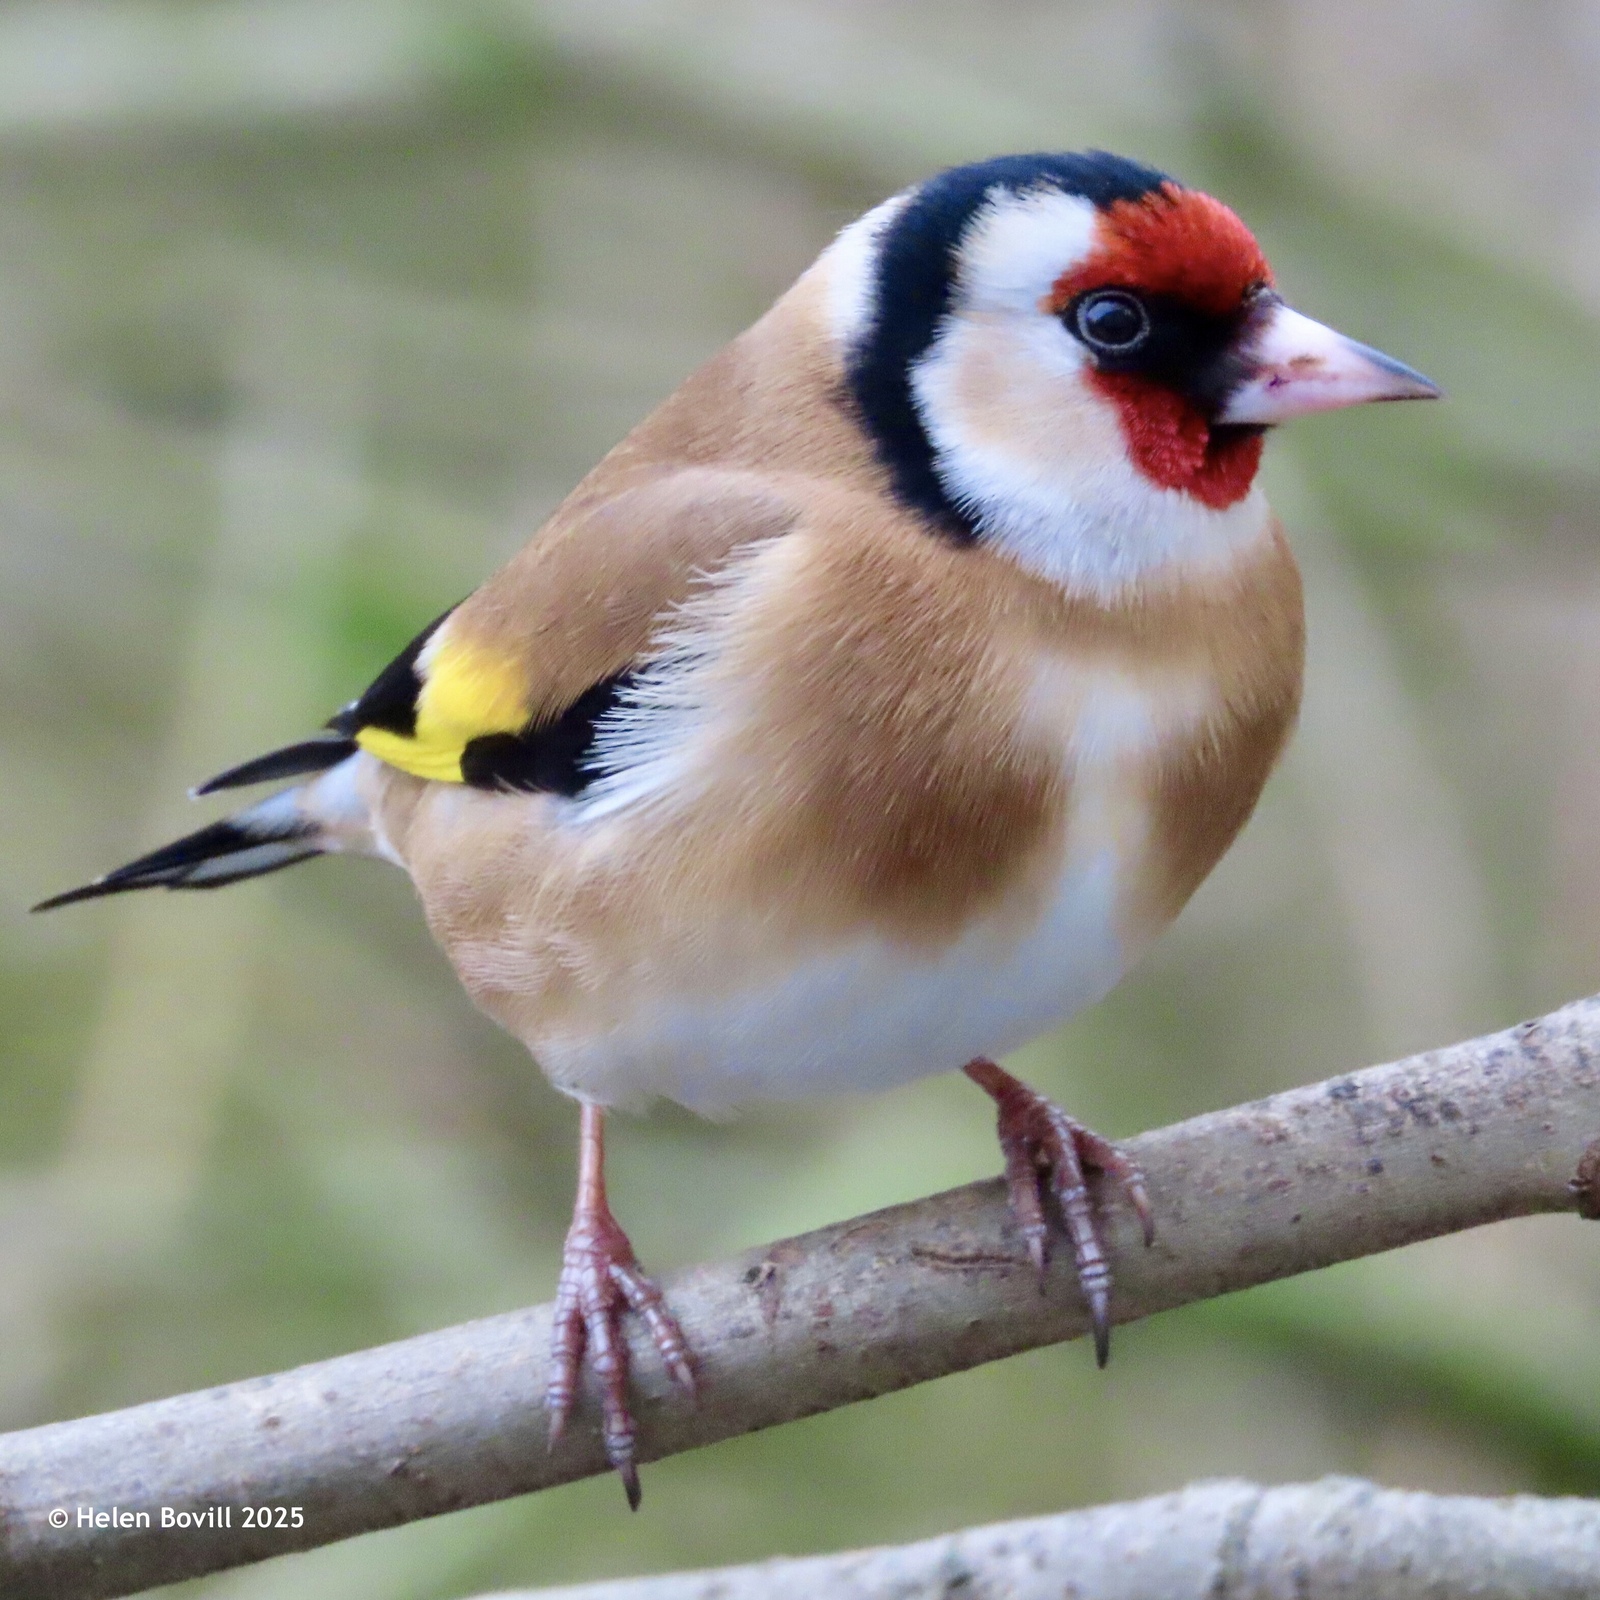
[1216,300,1441,425]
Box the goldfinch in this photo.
[39,151,1439,1507]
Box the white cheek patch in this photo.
[954,186,1099,316]
[912,313,1271,597]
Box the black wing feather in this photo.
[194,735,358,795]
[459,670,637,796]
[33,815,318,911]
[328,605,457,739]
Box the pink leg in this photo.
[964,1058,1154,1367]
[545,1103,696,1510]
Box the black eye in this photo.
[1072,290,1150,354]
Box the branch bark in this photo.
[2,998,1598,1600]
[479,1477,1600,1600]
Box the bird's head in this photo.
[833,152,1438,592]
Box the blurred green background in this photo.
[5,2,1600,1595]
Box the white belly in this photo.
[527,645,1209,1114]
[536,826,1132,1115]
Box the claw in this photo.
[1073,1121,1156,1248]
[964,1057,1152,1363]
[544,1103,696,1508]
[996,1117,1051,1283]
[611,1258,698,1400]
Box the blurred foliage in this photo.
[3,4,1600,1598]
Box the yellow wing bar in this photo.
[356,633,530,783]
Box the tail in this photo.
[33,736,358,912]
[191,734,356,796]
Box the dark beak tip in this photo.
[1364,343,1444,403]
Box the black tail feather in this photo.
[193,735,357,796]
[33,815,319,912]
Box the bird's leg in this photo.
[963,1057,1154,1368]
[545,1102,696,1510]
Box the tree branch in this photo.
[477,1476,1600,1599]
[2,998,1598,1600]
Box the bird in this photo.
[37,150,1440,1508]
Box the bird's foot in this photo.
[544,1195,696,1510]
[964,1057,1154,1368]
